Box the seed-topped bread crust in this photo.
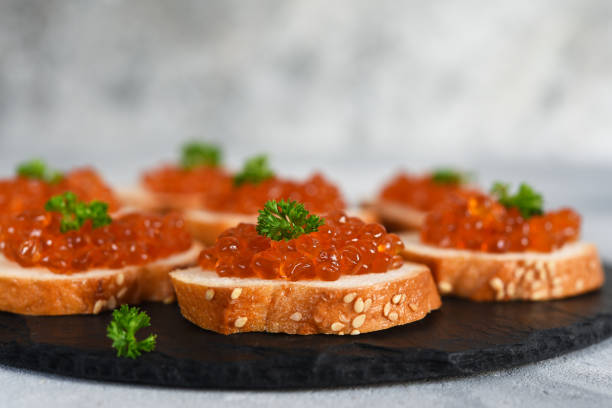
[170,263,441,335]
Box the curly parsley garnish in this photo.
[17,159,63,183]
[180,141,222,169]
[491,182,544,219]
[107,305,157,359]
[44,192,112,233]
[256,200,325,241]
[431,168,469,185]
[233,155,275,186]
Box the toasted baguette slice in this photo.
[170,263,441,335]
[400,232,604,302]
[369,199,426,230]
[0,244,201,315]
[118,185,375,245]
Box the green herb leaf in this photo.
[180,141,222,169]
[431,168,469,185]
[256,199,325,241]
[491,182,544,219]
[16,159,63,183]
[107,305,157,359]
[233,155,275,186]
[44,192,112,233]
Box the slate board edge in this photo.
[1,311,611,390]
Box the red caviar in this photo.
[0,168,119,215]
[380,173,471,211]
[142,165,232,195]
[144,166,346,215]
[421,192,581,253]
[198,211,404,281]
[0,211,192,273]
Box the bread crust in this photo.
[369,199,426,230]
[0,244,201,315]
[400,232,605,302]
[170,263,442,335]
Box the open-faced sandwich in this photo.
[371,168,477,230]
[400,182,604,301]
[1,159,119,215]
[170,200,441,335]
[120,142,351,244]
[0,161,201,315]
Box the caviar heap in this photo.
[380,172,470,211]
[199,211,404,281]
[142,165,233,196]
[0,211,192,273]
[420,192,581,253]
[144,167,346,215]
[0,168,119,215]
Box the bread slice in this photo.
[170,263,441,335]
[400,232,604,302]
[0,243,201,315]
[118,185,375,245]
[369,199,426,230]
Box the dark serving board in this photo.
[1,265,611,390]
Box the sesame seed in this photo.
[589,260,597,270]
[352,314,366,329]
[163,296,174,304]
[575,279,585,291]
[507,282,516,298]
[350,330,360,335]
[363,298,372,312]
[552,287,563,297]
[353,297,365,313]
[107,296,117,310]
[383,302,391,317]
[205,289,215,300]
[231,288,242,299]
[290,312,302,322]
[514,267,525,279]
[409,303,418,312]
[531,290,547,301]
[93,300,105,314]
[525,270,535,282]
[339,216,347,224]
[438,281,452,294]
[117,287,127,299]
[116,273,125,286]
[234,317,248,328]
[331,322,344,331]
[548,263,557,275]
[388,312,399,321]
[531,281,543,290]
[401,294,406,303]
[535,261,544,271]
[489,277,504,291]
[338,332,345,336]
[495,289,505,301]
[392,294,402,304]
[343,292,357,303]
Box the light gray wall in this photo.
[0,0,610,190]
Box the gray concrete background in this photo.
[1,1,611,406]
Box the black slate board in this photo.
[1,265,611,390]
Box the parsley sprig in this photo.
[257,200,325,241]
[233,155,275,186]
[44,192,112,233]
[17,159,63,183]
[107,305,157,359]
[491,182,544,219]
[180,141,222,169]
[431,168,469,185]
